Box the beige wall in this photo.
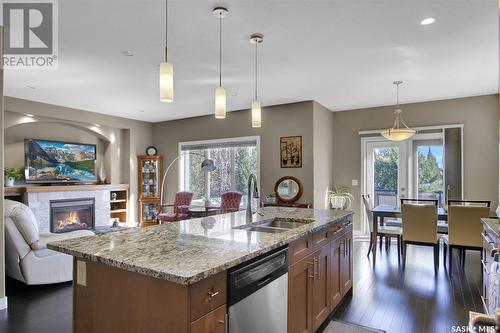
[313,102,335,209]
[3,97,153,223]
[152,101,315,204]
[333,94,500,231]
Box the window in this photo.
[179,137,259,206]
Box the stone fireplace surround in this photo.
[25,187,111,233]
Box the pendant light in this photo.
[381,81,416,141]
[159,0,173,102]
[213,7,229,119]
[250,33,263,128]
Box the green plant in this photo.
[4,167,24,180]
[328,186,354,209]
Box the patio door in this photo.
[365,141,408,208]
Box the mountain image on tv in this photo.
[25,139,96,182]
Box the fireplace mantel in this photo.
[5,184,129,196]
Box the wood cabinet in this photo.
[481,220,500,315]
[288,214,353,333]
[288,255,314,333]
[138,155,163,227]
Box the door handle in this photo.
[257,277,272,287]
[314,258,319,280]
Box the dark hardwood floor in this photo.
[0,238,482,333]
[329,238,482,333]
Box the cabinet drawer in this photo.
[190,272,227,321]
[190,305,227,333]
[289,234,313,265]
[312,228,330,250]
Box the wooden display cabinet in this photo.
[138,155,163,227]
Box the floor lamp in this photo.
[159,152,216,205]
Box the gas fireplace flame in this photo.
[55,211,88,232]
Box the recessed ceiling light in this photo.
[231,92,238,96]
[26,85,36,89]
[420,18,435,25]
[94,124,101,127]
[121,50,134,57]
[26,114,35,117]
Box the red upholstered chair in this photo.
[157,191,194,223]
[219,191,243,214]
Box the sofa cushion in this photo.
[4,200,39,247]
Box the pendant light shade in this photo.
[250,33,263,128]
[215,86,227,119]
[160,62,173,102]
[213,7,228,119]
[381,81,416,141]
[160,0,173,103]
[251,100,261,127]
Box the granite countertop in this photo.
[48,207,353,285]
[482,218,500,237]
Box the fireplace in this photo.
[50,198,95,233]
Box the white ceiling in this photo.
[4,0,499,123]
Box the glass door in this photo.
[366,141,408,207]
[412,138,445,206]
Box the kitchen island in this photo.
[48,207,354,333]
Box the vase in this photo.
[98,164,106,184]
[330,196,346,209]
[5,177,15,187]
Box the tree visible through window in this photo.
[181,139,258,205]
[417,146,444,205]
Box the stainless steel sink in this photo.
[234,218,313,233]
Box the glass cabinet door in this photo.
[141,202,158,222]
[141,159,160,198]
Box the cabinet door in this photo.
[340,232,353,296]
[312,244,331,332]
[330,237,342,310]
[288,255,314,333]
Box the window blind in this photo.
[180,139,257,151]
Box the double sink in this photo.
[234,217,314,233]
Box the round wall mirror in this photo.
[274,176,303,203]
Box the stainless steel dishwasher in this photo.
[228,246,288,333]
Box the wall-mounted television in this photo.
[25,139,97,184]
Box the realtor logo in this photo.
[1,0,58,68]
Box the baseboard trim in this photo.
[0,296,7,310]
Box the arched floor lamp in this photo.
[159,152,216,206]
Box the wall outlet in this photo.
[77,260,86,286]
[351,179,359,186]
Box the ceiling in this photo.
[4,0,499,123]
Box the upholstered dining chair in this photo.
[442,200,490,275]
[362,194,402,258]
[401,200,439,272]
[219,191,243,214]
[157,191,194,223]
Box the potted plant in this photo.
[328,186,354,210]
[4,168,24,187]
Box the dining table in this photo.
[370,204,498,264]
[370,205,449,264]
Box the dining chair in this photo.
[400,198,449,233]
[219,191,243,214]
[401,201,439,272]
[157,191,194,223]
[442,200,490,276]
[362,194,402,258]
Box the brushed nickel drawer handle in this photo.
[483,232,494,244]
[481,260,490,275]
[307,261,314,278]
[207,290,220,298]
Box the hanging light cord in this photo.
[254,42,258,100]
[164,0,168,61]
[219,12,222,87]
[392,81,411,131]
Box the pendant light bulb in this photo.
[215,86,227,119]
[160,0,173,103]
[213,7,229,119]
[251,100,261,127]
[250,33,263,128]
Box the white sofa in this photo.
[4,199,95,285]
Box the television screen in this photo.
[25,139,97,183]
